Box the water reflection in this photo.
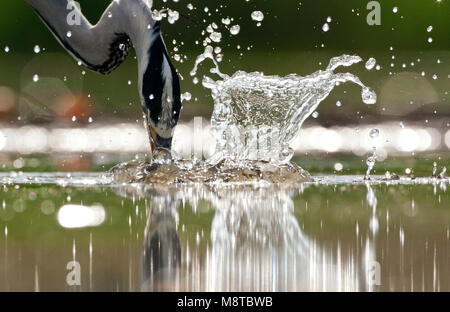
[116,184,371,291]
[139,188,182,291]
[0,177,448,291]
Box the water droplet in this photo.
[251,11,264,22]
[72,116,77,122]
[322,23,330,32]
[222,17,231,25]
[168,10,179,24]
[326,16,332,23]
[88,117,93,123]
[365,57,376,70]
[149,94,155,100]
[181,92,192,101]
[362,87,377,104]
[393,7,398,13]
[336,100,342,107]
[369,128,379,138]
[210,32,222,43]
[152,10,164,21]
[230,25,240,35]
[66,31,72,38]
[33,74,39,82]
[4,46,10,53]
[128,80,132,85]
[427,25,433,32]
[428,37,433,43]
[312,111,319,118]
[33,45,41,54]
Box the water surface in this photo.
[1,172,448,291]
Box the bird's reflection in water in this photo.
[114,184,372,292]
[141,193,181,291]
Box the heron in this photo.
[25,0,181,152]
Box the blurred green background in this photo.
[0,0,449,124]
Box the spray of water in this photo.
[110,5,379,183]
[197,51,377,164]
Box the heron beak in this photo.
[148,125,172,153]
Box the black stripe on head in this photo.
[142,32,181,130]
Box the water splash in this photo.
[109,157,311,184]
[108,53,377,183]
[432,163,446,179]
[365,147,377,180]
[432,162,438,177]
[201,54,376,164]
[190,45,227,80]
[439,167,447,179]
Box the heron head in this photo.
[142,30,181,153]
